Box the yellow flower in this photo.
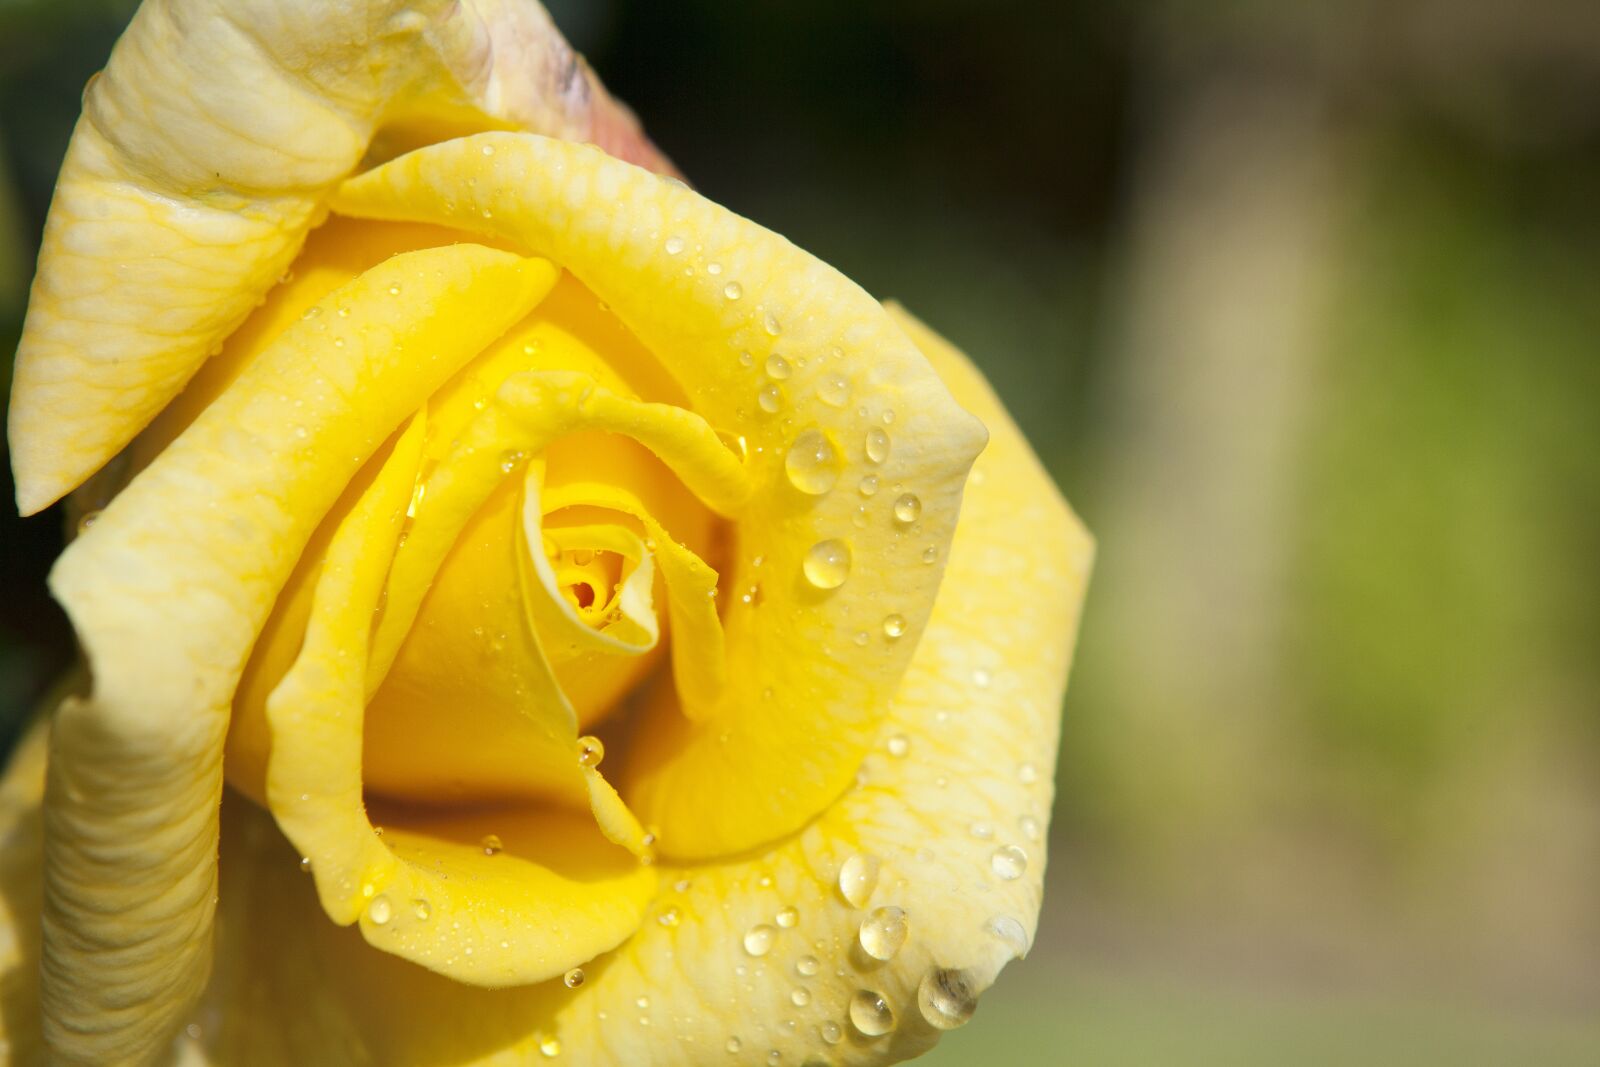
[0,2,1091,1065]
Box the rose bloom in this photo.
[0,2,1091,1065]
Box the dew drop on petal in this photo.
[803,539,851,590]
[1019,815,1042,841]
[658,906,681,927]
[991,845,1028,880]
[664,235,686,255]
[785,430,840,494]
[796,955,820,978]
[820,1021,843,1045]
[539,1034,561,1057]
[985,915,1030,958]
[743,923,777,957]
[858,906,908,961]
[775,905,799,929]
[764,311,782,336]
[765,353,792,380]
[973,668,992,689]
[918,968,978,1030]
[563,968,585,988]
[849,990,896,1037]
[893,493,921,524]
[791,987,811,1007]
[726,1037,742,1054]
[886,733,910,757]
[837,853,880,907]
[412,898,431,921]
[758,383,783,414]
[883,614,906,640]
[367,896,392,925]
[819,373,850,407]
[1018,762,1039,785]
[576,735,605,768]
[864,428,891,464]
[922,546,938,564]
[724,281,743,300]
[299,856,312,873]
[858,474,879,497]
[481,834,503,856]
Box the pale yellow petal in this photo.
[39,244,552,1064]
[0,716,50,1065]
[334,133,989,858]
[10,0,664,514]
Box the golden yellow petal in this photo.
[334,133,989,859]
[39,244,552,1064]
[9,0,663,514]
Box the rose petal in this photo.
[332,132,989,859]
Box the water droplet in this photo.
[765,353,791,380]
[985,915,1030,958]
[883,614,906,640]
[790,987,811,1007]
[803,539,851,590]
[708,261,723,275]
[764,311,782,336]
[886,733,910,757]
[499,448,527,474]
[563,968,585,988]
[1019,815,1041,841]
[758,383,783,414]
[990,845,1028,880]
[922,546,938,564]
[577,736,605,767]
[388,284,401,296]
[837,853,880,907]
[724,281,743,300]
[785,430,840,494]
[367,896,392,925]
[743,923,776,957]
[665,235,686,255]
[865,428,891,464]
[858,474,879,497]
[972,668,992,689]
[480,144,495,156]
[539,1034,562,1057]
[412,898,431,921]
[481,834,503,856]
[796,955,820,977]
[302,305,323,319]
[726,1037,742,1054]
[970,821,994,840]
[76,509,102,534]
[819,373,850,407]
[853,630,870,647]
[776,905,799,929]
[918,968,978,1030]
[893,493,921,524]
[858,906,908,961]
[1018,762,1039,784]
[820,1021,843,1045]
[849,990,895,1037]
[657,906,681,927]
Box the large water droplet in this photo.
[743,923,777,957]
[985,915,1030,958]
[724,281,743,300]
[765,353,791,380]
[803,539,851,590]
[858,906,908,961]
[893,493,921,524]
[918,968,978,1030]
[865,428,891,464]
[837,853,880,907]
[785,430,840,495]
[367,896,392,925]
[991,845,1028,880]
[849,990,896,1037]
[539,1034,561,1057]
[775,905,799,929]
[563,968,585,988]
[883,614,906,639]
[576,736,605,768]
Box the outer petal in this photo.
[9,0,669,514]
[166,310,1090,1067]
[40,247,552,1064]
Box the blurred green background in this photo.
[2,1,1598,1063]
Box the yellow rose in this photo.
[0,2,1092,1065]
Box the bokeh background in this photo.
[3,1,1599,1063]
